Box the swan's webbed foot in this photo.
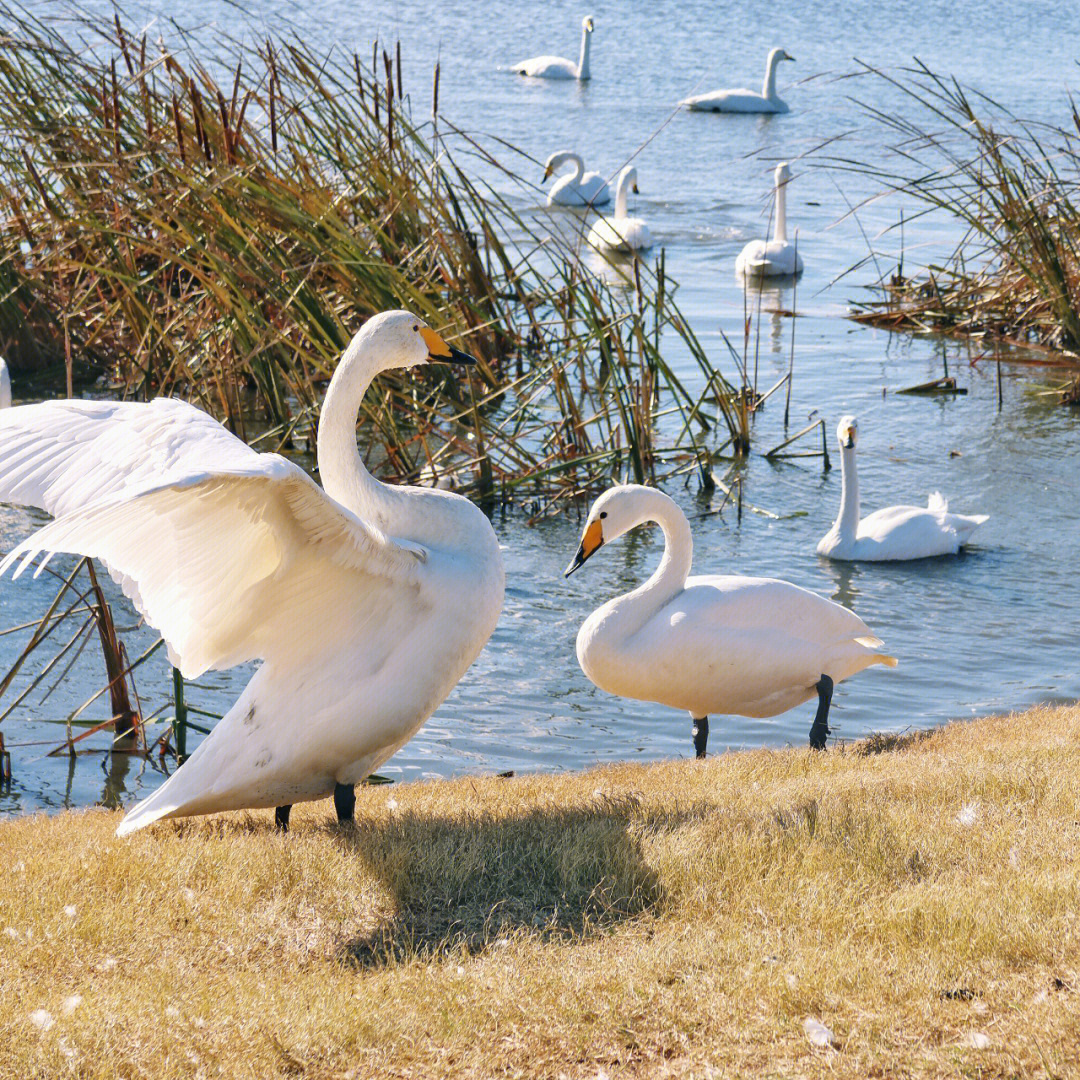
[809,674,834,751]
[692,716,709,759]
[333,782,356,824]
[275,804,292,832]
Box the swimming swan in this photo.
[736,162,804,277]
[0,311,505,834]
[586,166,653,253]
[543,151,611,207]
[681,47,794,113]
[0,358,9,408]
[512,15,594,80]
[566,485,896,754]
[817,416,988,561]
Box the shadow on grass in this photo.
[330,793,665,968]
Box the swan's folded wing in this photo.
[683,575,877,643]
[0,418,421,677]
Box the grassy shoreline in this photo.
[3,703,1079,1078]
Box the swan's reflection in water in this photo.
[736,275,798,363]
[824,558,862,612]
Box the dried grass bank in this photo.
[2,703,1079,1078]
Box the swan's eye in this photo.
[599,511,607,520]
[413,324,419,332]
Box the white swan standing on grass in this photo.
[566,485,896,754]
[512,15,594,80]
[681,47,794,113]
[0,357,10,408]
[0,311,505,834]
[543,151,611,207]
[817,416,988,561]
[736,162,803,277]
[586,166,652,253]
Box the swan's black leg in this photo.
[333,782,356,823]
[692,716,709,759]
[275,804,292,831]
[809,674,834,750]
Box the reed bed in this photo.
[0,4,748,511]
[836,63,1080,363]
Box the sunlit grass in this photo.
[3,703,1078,1077]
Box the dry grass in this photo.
[3,703,1080,1079]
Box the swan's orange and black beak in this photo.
[542,164,554,182]
[421,326,477,366]
[840,424,856,449]
[564,519,604,577]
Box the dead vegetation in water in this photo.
[2,703,1080,1078]
[837,62,1080,396]
[0,4,751,510]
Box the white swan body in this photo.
[681,48,794,113]
[567,485,895,752]
[513,15,594,80]
[586,166,653,253]
[543,151,611,207]
[0,311,505,834]
[736,162,803,277]
[0,357,10,408]
[817,416,988,561]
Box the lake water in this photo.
[3,0,1078,816]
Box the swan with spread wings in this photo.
[0,311,505,835]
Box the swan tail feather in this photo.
[927,491,948,512]
[853,635,897,667]
[116,795,182,837]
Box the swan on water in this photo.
[512,15,594,80]
[0,311,505,834]
[543,151,611,207]
[736,162,803,277]
[817,416,988,561]
[0,358,10,408]
[681,47,794,113]
[586,166,653,253]
[566,484,896,754]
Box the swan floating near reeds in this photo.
[512,15,594,80]
[817,416,988,561]
[586,166,652,253]
[0,358,10,408]
[543,151,611,206]
[0,311,504,834]
[736,162,803,277]
[681,47,794,113]
[567,485,896,754]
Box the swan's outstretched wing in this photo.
[0,399,420,677]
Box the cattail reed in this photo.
[0,5,745,514]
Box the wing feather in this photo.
[0,399,421,677]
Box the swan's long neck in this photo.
[577,26,591,80]
[774,174,789,244]
[565,152,584,183]
[834,444,860,541]
[619,492,693,624]
[317,332,399,529]
[763,52,780,100]
[614,169,631,218]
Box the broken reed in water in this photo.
[837,62,1080,378]
[0,4,750,512]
